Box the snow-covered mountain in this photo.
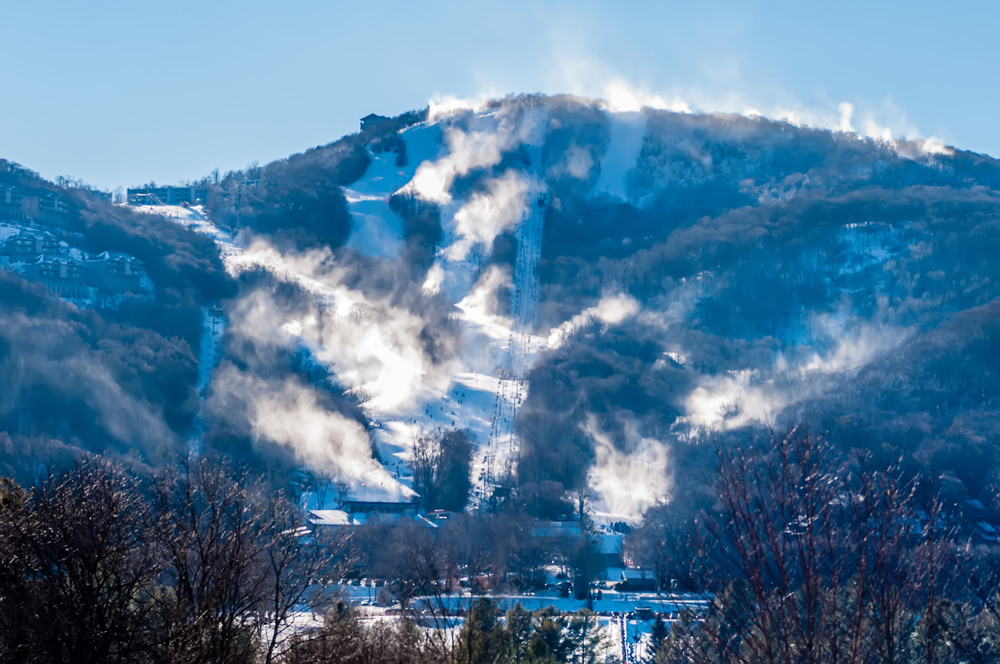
[5,93,1000,521]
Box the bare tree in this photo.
[259,493,352,664]
[0,461,160,664]
[659,427,957,664]
[152,458,347,664]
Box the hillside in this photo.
[4,94,1000,522]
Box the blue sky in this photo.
[1,0,996,191]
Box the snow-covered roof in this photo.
[0,224,23,242]
[597,533,624,555]
[12,227,57,241]
[87,251,143,264]
[30,254,81,266]
[621,569,654,581]
[308,509,357,526]
[414,514,439,529]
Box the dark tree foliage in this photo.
[412,429,474,512]
[203,108,428,252]
[0,458,345,664]
[517,321,691,499]
[69,193,235,307]
[0,462,157,664]
[0,273,197,480]
[517,98,1000,513]
[640,427,1000,664]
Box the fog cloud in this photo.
[228,241,458,415]
[681,321,913,433]
[210,362,412,498]
[447,170,543,261]
[584,415,671,518]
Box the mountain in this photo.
[3,94,1000,522]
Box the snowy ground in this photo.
[344,122,442,258]
[594,111,647,202]
[334,109,552,503]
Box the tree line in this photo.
[630,428,1000,663]
[0,458,343,664]
[8,425,1000,663]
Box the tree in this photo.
[646,614,668,663]
[259,491,351,664]
[0,461,160,664]
[151,457,348,664]
[412,429,474,512]
[660,427,958,664]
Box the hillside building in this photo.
[1,186,69,227]
[338,498,416,518]
[1,185,27,222]
[1,228,63,258]
[530,520,584,540]
[619,568,657,591]
[30,191,70,227]
[360,113,389,130]
[22,254,86,297]
[85,251,146,295]
[127,186,208,206]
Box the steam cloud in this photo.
[584,415,671,518]
[210,363,412,498]
[447,170,543,261]
[228,241,458,414]
[681,319,914,433]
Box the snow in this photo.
[309,509,356,526]
[135,204,242,260]
[149,109,556,500]
[594,111,647,201]
[0,223,22,242]
[344,122,443,257]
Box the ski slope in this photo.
[148,107,552,504]
[480,116,547,496]
[594,111,647,201]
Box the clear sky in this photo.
[1,0,996,191]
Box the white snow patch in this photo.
[345,122,443,258]
[594,111,647,201]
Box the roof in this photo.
[31,254,80,266]
[621,569,654,581]
[414,514,440,529]
[87,251,144,264]
[309,509,358,526]
[598,533,624,555]
[361,113,388,122]
[14,228,57,240]
[531,520,584,538]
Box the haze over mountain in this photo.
[4,93,1000,521]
